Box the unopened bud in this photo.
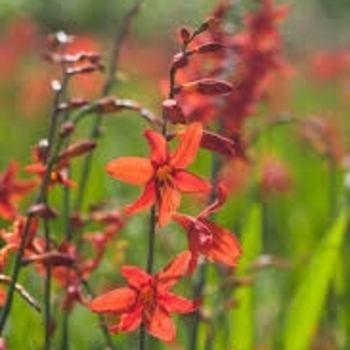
[59,121,75,137]
[179,26,192,44]
[198,17,219,33]
[172,52,188,70]
[178,78,232,95]
[162,99,186,124]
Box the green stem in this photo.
[80,278,117,350]
[0,73,70,335]
[188,150,222,350]
[139,206,157,350]
[43,218,52,350]
[74,0,142,211]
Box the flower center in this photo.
[139,284,157,321]
[194,220,213,251]
[156,165,172,184]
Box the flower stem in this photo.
[0,72,70,335]
[74,0,143,211]
[139,206,157,350]
[188,144,222,350]
[43,218,52,350]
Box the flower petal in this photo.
[158,185,181,227]
[157,251,191,290]
[106,157,153,185]
[174,171,211,193]
[199,183,227,218]
[170,122,203,168]
[109,304,143,334]
[145,306,176,343]
[143,129,168,163]
[200,219,242,267]
[124,181,156,214]
[89,287,136,313]
[160,292,200,314]
[121,266,151,288]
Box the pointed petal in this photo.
[109,304,143,333]
[106,157,153,184]
[170,122,203,168]
[146,306,176,343]
[89,287,136,313]
[172,213,194,232]
[199,183,227,218]
[121,266,151,288]
[200,219,242,266]
[172,214,200,274]
[0,202,16,220]
[174,171,211,193]
[158,186,181,227]
[143,129,168,163]
[160,292,200,314]
[157,251,191,290]
[124,181,156,214]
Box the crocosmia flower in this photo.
[106,122,210,226]
[173,185,242,274]
[89,251,199,343]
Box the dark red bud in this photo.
[198,17,219,33]
[27,203,58,218]
[172,52,189,70]
[58,98,88,112]
[59,121,75,137]
[179,26,192,44]
[196,42,224,54]
[162,99,186,124]
[180,78,232,95]
[57,141,97,163]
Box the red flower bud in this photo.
[178,78,232,95]
[172,52,189,70]
[195,42,224,54]
[162,99,186,124]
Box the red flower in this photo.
[173,185,242,274]
[0,216,39,270]
[0,162,36,220]
[89,251,199,343]
[106,122,210,226]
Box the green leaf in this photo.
[230,203,262,349]
[283,210,348,350]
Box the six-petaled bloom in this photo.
[173,185,242,274]
[89,251,199,343]
[0,161,36,220]
[106,122,211,226]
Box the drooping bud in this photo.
[178,26,192,44]
[171,52,189,70]
[57,141,97,165]
[195,42,224,54]
[197,17,219,33]
[28,203,58,219]
[59,121,75,137]
[162,99,186,124]
[177,78,233,95]
[58,98,88,112]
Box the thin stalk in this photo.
[80,278,117,350]
[139,206,157,350]
[43,218,52,350]
[59,165,72,350]
[188,152,222,350]
[0,73,70,335]
[74,0,143,210]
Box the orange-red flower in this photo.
[173,185,242,274]
[89,251,199,343]
[0,162,36,220]
[106,122,211,226]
